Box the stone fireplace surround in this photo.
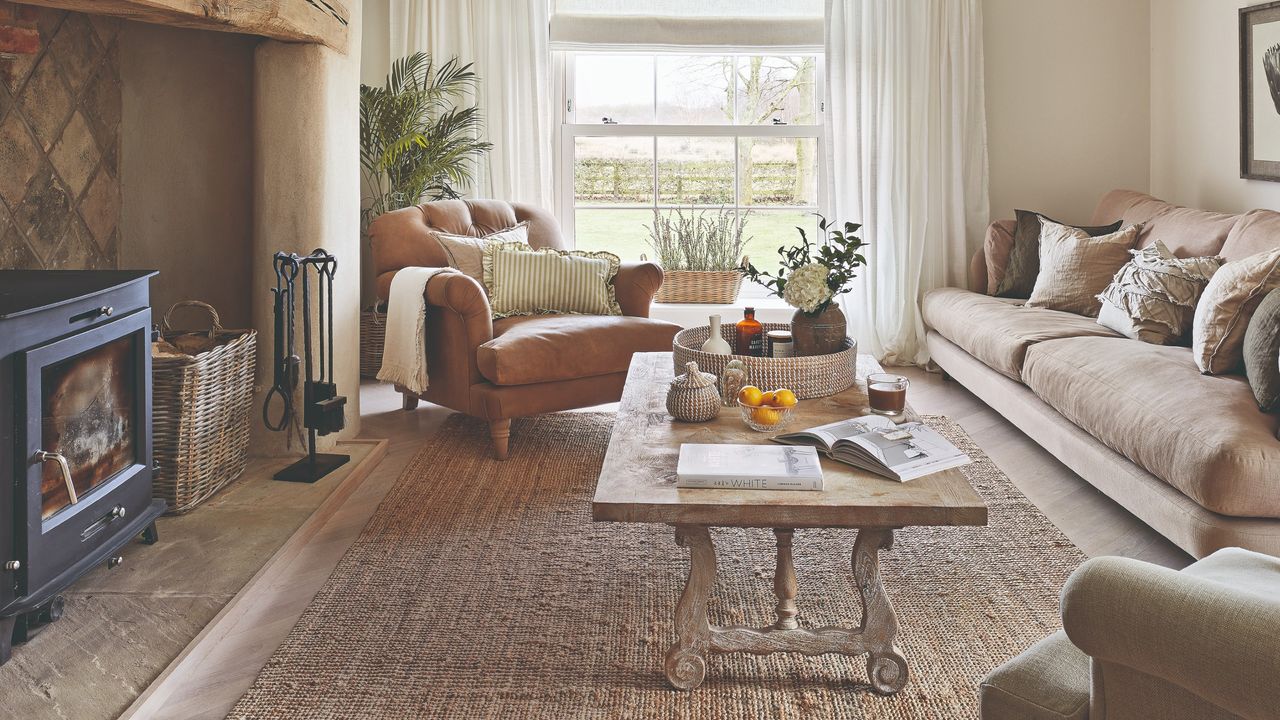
[0,0,363,449]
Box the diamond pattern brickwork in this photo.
[0,5,119,270]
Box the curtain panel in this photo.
[388,0,554,207]
[824,0,989,366]
[549,0,823,52]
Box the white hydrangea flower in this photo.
[782,262,833,314]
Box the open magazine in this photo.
[772,415,971,482]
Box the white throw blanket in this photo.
[377,266,459,395]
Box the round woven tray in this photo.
[673,323,858,399]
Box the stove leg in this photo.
[141,522,159,545]
[0,615,14,666]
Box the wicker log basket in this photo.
[653,269,745,304]
[360,306,386,378]
[673,323,858,399]
[152,301,256,514]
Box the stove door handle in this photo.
[36,451,78,505]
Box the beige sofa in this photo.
[980,548,1280,720]
[924,190,1280,558]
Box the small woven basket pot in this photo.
[673,323,858,400]
[360,306,386,378]
[654,269,745,304]
[152,301,256,514]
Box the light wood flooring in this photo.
[130,369,1190,718]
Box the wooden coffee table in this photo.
[592,352,988,693]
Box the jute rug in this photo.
[230,412,1084,719]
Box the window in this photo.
[559,53,824,284]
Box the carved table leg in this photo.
[665,525,716,690]
[853,528,908,694]
[773,529,799,630]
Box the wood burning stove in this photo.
[0,270,167,664]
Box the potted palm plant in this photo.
[358,53,492,377]
[646,207,751,304]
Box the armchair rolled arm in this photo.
[614,261,664,318]
[1061,554,1280,720]
[423,271,494,346]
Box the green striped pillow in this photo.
[482,242,622,319]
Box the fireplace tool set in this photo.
[263,250,350,483]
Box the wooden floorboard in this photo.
[128,371,1191,717]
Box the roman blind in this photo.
[550,0,824,52]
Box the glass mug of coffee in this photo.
[867,373,910,416]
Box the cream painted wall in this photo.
[362,0,391,86]
[119,24,256,328]
[1150,0,1280,213]
[983,0,1151,223]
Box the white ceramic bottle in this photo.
[701,314,733,355]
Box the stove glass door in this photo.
[39,334,138,519]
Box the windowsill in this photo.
[651,296,793,329]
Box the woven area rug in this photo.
[230,412,1084,719]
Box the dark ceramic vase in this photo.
[790,304,847,356]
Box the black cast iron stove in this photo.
[0,270,166,664]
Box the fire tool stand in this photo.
[263,250,350,483]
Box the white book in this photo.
[676,444,824,491]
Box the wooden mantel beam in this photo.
[15,0,348,51]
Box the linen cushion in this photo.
[434,222,529,283]
[1192,247,1280,374]
[1095,240,1222,345]
[482,242,622,319]
[921,287,1120,380]
[996,211,1122,298]
[978,631,1089,720]
[1021,336,1280,518]
[477,315,680,386]
[1221,208,1280,261]
[1026,221,1141,316]
[1243,288,1280,411]
[983,218,1018,295]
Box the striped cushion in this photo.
[482,242,622,319]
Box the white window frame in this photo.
[557,51,827,254]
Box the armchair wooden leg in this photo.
[401,391,419,411]
[489,419,511,460]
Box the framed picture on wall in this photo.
[1242,1,1280,181]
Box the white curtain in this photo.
[389,0,554,207]
[824,0,989,366]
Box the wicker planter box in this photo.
[673,323,858,399]
[360,307,386,378]
[654,269,745,304]
[152,301,256,514]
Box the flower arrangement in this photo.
[745,216,867,315]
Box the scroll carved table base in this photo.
[663,525,908,694]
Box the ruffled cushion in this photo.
[1096,240,1222,345]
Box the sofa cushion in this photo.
[1022,337,1280,518]
[922,287,1120,380]
[1088,190,1237,258]
[979,630,1090,720]
[1182,547,1280,599]
[1221,208,1280,261]
[477,315,680,386]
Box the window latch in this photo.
[602,116,618,125]
[771,118,787,126]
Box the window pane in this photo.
[574,136,654,205]
[575,209,654,260]
[574,54,654,124]
[740,210,820,276]
[735,56,819,126]
[656,56,734,124]
[739,137,818,206]
[657,136,734,206]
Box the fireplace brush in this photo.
[262,249,350,483]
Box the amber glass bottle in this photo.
[735,307,765,357]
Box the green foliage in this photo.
[359,53,493,230]
[574,158,803,205]
[644,207,752,272]
[744,216,868,314]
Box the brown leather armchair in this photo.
[369,199,680,459]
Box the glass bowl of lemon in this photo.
[736,385,799,432]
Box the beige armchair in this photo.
[369,199,681,459]
[980,548,1280,720]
